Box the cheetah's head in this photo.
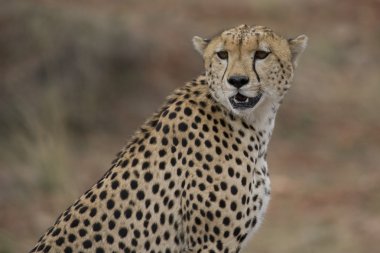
[193,25,307,117]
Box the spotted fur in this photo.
[30,25,307,253]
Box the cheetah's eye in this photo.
[216,51,228,60]
[254,50,270,60]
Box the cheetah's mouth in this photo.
[229,92,263,109]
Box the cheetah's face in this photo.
[193,25,307,116]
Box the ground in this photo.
[0,0,379,252]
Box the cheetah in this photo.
[30,24,307,253]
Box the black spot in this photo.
[70,219,79,228]
[205,154,213,162]
[159,161,166,170]
[214,165,223,174]
[182,139,188,147]
[118,242,126,249]
[136,210,143,220]
[233,227,241,237]
[120,189,129,200]
[170,157,177,166]
[138,145,145,152]
[43,245,51,253]
[231,185,238,195]
[121,160,129,168]
[251,216,257,227]
[107,199,115,209]
[152,184,160,194]
[142,161,150,170]
[108,220,115,230]
[64,247,73,253]
[137,191,145,200]
[131,158,139,167]
[114,209,121,219]
[96,247,105,253]
[168,112,177,120]
[122,171,130,180]
[162,137,169,146]
[79,229,87,237]
[209,192,217,202]
[52,228,61,237]
[83,207,93,218]
[107,235,114,244]
[79,206,88,214]
[144,241,151,250]
[230,202,237,211]
[228,167,234,177]
[99,191,107,200]
[95,234,102,242]
[56,237,64,246]
[160,213,166,225]
[220,181,227,191]
[206,211,214,221]
[184,107,192,116]
[213,226,220,235]
[163,124,170,134]
[151,223,158,233]
[178,122,188,132]
[124,209,132,219]
[83,240,92,249]
[155,122,162,131]
[83,219,90,226]
[149,137,157,144]
[163,231,170,240]
[144,150,152,158]
[119,227,128,238]
[134,230,141,238]
[93,222,102,232]
[159,149,167,157]
[223,217,230,225]
[130,180,138,190]
[144,172,153,182]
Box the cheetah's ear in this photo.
[192,36,210,55]
[288,35,308,68]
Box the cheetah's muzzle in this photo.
[229,92,263,109]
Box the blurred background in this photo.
[0,0,379,252]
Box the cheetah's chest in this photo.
[219,125,272,245]
[235,156,271,244]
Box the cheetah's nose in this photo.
[227,75,249,89]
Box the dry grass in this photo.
[0,0,379,252]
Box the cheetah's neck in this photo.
[242,95,280,147]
